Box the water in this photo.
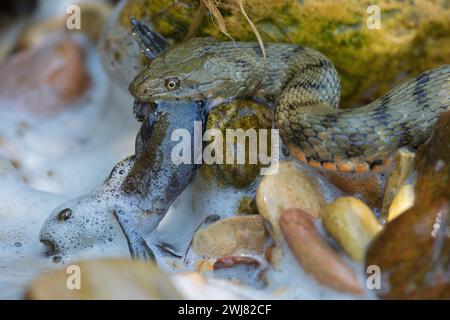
[0,35,377,300]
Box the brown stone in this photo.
[281,208,363,295]
[366,111,450,299]
[256,162,326,241]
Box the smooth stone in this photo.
[256,161,325,240]
[26,259,182,299]
[280,208,363,295]
[387,184,415,222]
[381,149,415,219]
[192,215,268,258]
[322,197,382,262]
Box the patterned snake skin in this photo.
[129,37,450,173]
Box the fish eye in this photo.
[58,208,72,221]
[164,77,180,91]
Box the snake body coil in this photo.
[129,35,450,173]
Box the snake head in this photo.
[129,37,258,104]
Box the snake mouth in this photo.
[40,238,58,256]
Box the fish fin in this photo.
[130,17,169,60]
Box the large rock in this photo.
[104,0,449,106]
[203,100,273,188]
[366,111,450,299]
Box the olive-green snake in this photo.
[129,37,450,173]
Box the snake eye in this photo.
[164,77,180,91]
[58,208,72,221]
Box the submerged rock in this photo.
[366,111,450,299]
[322,197,381,262]
[323,170,386,208]
[204,100,273,188]
[280,208,363,295]
[256,161,325,241]
[192,215,268,258]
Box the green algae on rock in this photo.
[204,100,273,188]
[366,111,450,299]
[114,0,450,107]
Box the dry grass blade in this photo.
[202,0,233,40]
[201,0,266,61]
[234,0,266,60]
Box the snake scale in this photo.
[129,19,450,173]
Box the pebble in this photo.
[192,215,268,258]
[387,184,415,221]
[256,161,325,240]
[381,149,415,218]
[280,208,363,295]
[321,197,382,262]
[323,170,386,208]
[213,256,261,270]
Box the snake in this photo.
[38,18,449,260]
[129,19,450,173]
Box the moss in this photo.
[203,100,273,188]
[119,0,200,42]
[118,0,449,106]
[237,196,258,215]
